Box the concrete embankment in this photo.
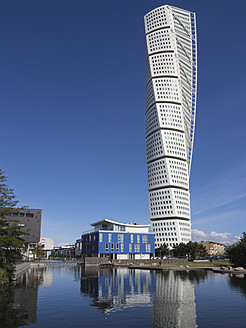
[128,265,246,274]
[211,268,246,274]
[14,262,31,277]
[14,262,45,278]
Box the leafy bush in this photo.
[226,233,246,267]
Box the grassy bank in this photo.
[147,261,231,268]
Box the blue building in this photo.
[76,219,155,259]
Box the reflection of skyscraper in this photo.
[80,267,155,312]
[144,5,197,248]
[152,271,197,328]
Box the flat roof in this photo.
[91,218,150,228]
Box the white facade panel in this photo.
[145,103,184,137]
[125,226,149,233]
[151,219,191,248]
[147,158,189,190]
[118,254,129,260]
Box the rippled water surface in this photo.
[1,264,246,328]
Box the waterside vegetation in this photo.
[226,232,246,268]
[155,241,208,261]
[0,170,26,284]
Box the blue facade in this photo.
[82,231,155,256]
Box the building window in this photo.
[146,244,151,252]
[111,243,114,252]
[130,234,133,243]
[109,234,112,242]
[121,243,124,252]
[105,243,109,252]
[118,234,124,242]
[129,244,132,252]
[116,243,119,252]
[99,233,103,242]
[137,235,140,243]
[134,244,140,252]
[142,235,148,243]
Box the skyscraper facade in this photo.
[144,5,197,248]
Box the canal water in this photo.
[0,264,246,327]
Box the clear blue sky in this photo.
[1,0,246,245]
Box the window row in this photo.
[104,243,151,253]
[99,233,148,244]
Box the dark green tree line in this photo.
[172,241,207,260]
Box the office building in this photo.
[5,208,42,259]
[144,5,197,248]
[78,219,155,259]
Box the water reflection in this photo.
[1,265,246,328]
[0,268,43,327]
[153,271,199,328]
[228,274,246,298]
[80,266,155,312]
[80,267,209,327]
[80,267,214,327]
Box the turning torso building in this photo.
[144,5,197,248]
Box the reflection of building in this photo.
[153,271,197,328]
[80,267,155,312]
[77,219,155,259]
[11,268,44,326]
[144,5,197,248]
[198,241,225,255]
[5,209,42,259]
[40,267,53,287]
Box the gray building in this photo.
[5,208,42,259]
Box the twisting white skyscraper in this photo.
[144,5,197,248]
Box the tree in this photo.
[0,170,26,279]
[172,242,187,257]
[0,169,19,219]
[155,243,169,258]
[172,242,207,260]
[33,243,45,260]
[226,232,246,267]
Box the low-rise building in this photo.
[40,238,54,258]
[51,245,75,258]
[199,241,225,255]
[77,219,155,260]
